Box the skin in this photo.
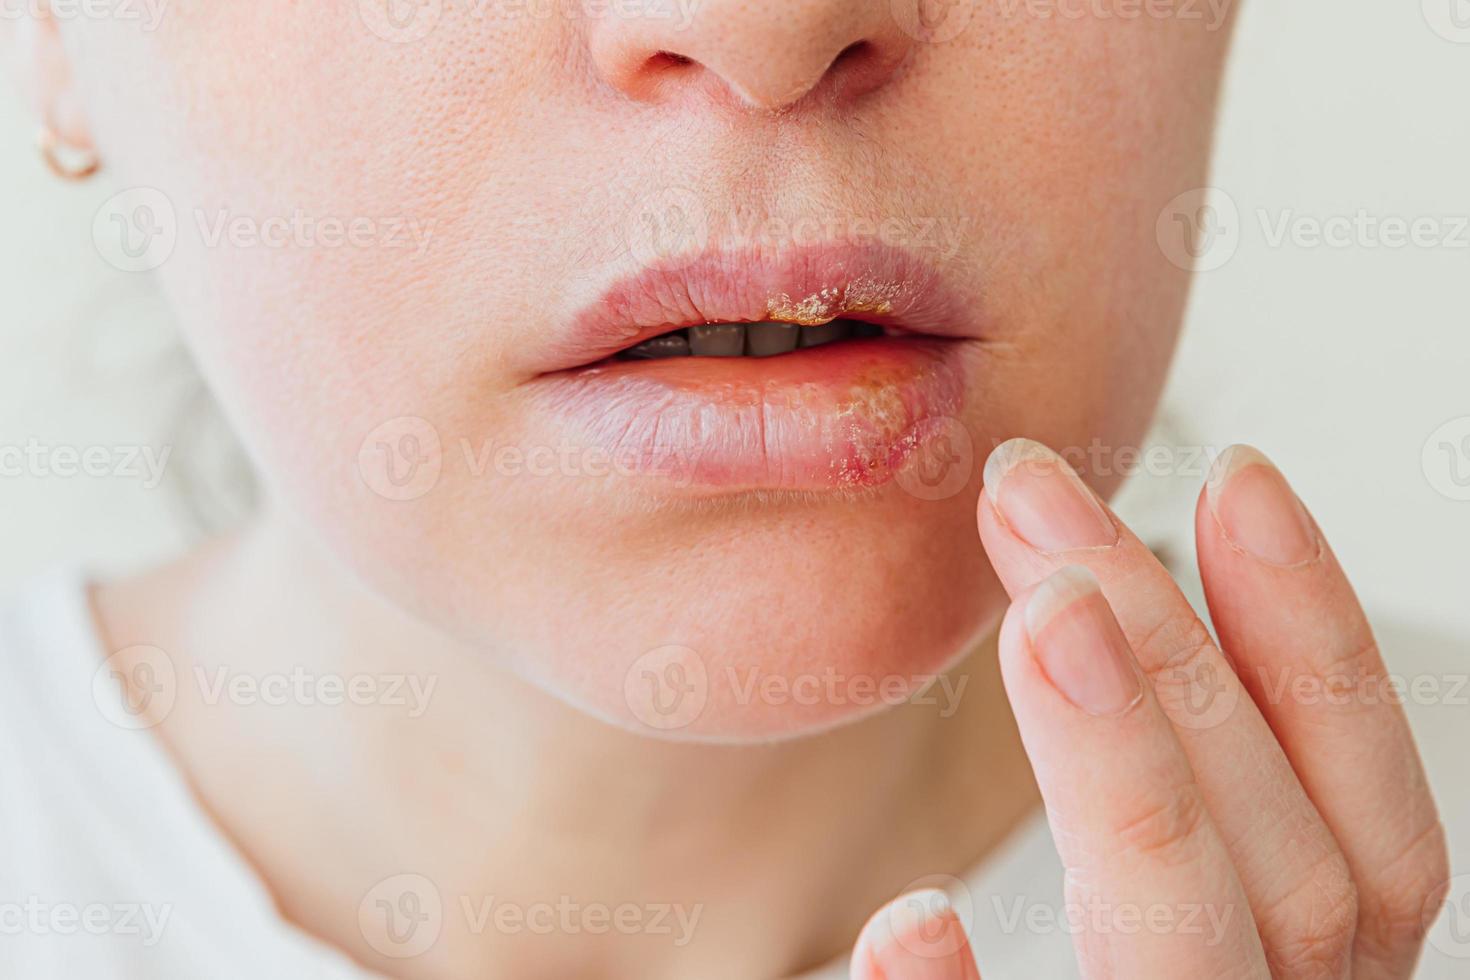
[6,0,1449,977]
[6,0,1228,734]
[854,442,1450,978]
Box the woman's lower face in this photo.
[68,2,1234,738]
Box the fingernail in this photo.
[983,439,1117,553]
[1206,446,1319,566]
[855,889,977,980]
[1025,566,1142,717]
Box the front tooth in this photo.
[798,321,851,348]
[851,321,884,339]
[745,321,799,357]
[622,332,691,360]
[688,323,745,357]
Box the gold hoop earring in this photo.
[37,125,101,181]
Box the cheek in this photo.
[63,10,530,494]
[928,18,1226,475]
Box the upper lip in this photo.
[535,243,983,374]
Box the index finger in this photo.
[976,438,1352,975]
[994,565,1267,976]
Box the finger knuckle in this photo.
[1356,820,1452,958]
[1111,780,1213,866]
[1137,616,1218,687]
[1261,851,1358,979]
[1311,637,1383,685]
[1136,618,1223,718]
[1291,637,1387,715]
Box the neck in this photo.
[93,509,1039,980]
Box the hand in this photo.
[850,440,1449,979]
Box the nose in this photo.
[589,0,915,111]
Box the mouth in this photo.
[526,244,983,495]
[613,316,889,361]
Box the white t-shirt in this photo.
[2,569,1465,978]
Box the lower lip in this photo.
[528,337,969,493]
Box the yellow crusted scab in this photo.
[765,277,903,326]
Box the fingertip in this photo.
[994,580,1035,677]
[975,470,1001,534]
[998,566,1144,720]
[850,889,979,980]
[1201,444,1320,568]
[973,480,1015,568]
[992,576,1056,714]
[1204,444,1270,513]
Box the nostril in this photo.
[818,38,910,104]
[646,51,698,78]
[832,41,871,69]
[591,8,915,110]
[630,50,700,93]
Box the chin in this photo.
[464,483,1002,742]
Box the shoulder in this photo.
[0,566,104,735]
[0,565,157,831]
[0,568,376,977]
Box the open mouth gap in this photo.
[616,318,889,361]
